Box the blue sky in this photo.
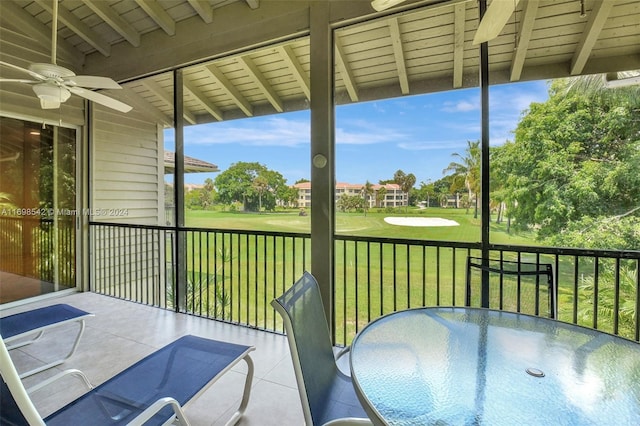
[166,80,549,187]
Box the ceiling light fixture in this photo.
[32,83,70,109]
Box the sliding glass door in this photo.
[0,116,77,303]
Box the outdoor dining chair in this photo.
[1,333,254,426]
[465,256,557,319]
[271,271,372,426]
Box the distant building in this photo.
[293,182,408,209]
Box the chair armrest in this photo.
[335,345,352,376]
[323,418,374,426]
[27,369,93,394]
[126,397,190,426]
[335,345,351,361]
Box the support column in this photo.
[309,0,335,337]
[174,69,187,312]
[479,0,491,308]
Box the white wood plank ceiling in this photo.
[1,0,639,128]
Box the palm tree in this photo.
[443,140,480,218]
[376,186,387,208]
[362,180,374,216]
[393,170,416,212]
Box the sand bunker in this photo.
[384,217,460,227]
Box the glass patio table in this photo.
[350,307,640,425]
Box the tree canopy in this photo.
[492,79,640,249]
[214,161,287,212]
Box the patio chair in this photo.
[465,257,557,319]
[0,304,93,378]
[271,271,372,426]
[1,334,254,426]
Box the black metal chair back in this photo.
[466,257,557,319]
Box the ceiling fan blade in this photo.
[371,0,407,12]
[473,0,521,45]
[0,78,39,84]
[68,87,132,113]
[64,75,122,90]
[0,60,45,81]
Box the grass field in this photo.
[186,207,537,245]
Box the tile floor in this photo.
[2,291,306,425]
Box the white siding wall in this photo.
[91,105,165,298]
[91,106,163,224]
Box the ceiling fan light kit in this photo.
[32,84,70,109]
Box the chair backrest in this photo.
[0,335,46,426]
[465,257,557,319]
[271,271,338,426]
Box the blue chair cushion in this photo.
[44,335,251,426]
[0,304,91,339]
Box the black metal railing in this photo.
[89,222,640,344]
[90,223,310,330]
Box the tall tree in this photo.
[376,186,387,208]
[492,78,640,247]
[214,162,286,212]
[362,180,374,216]
[443,140,480,217]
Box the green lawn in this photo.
[185,207,537,245]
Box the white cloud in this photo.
[185,117,310,147]
[336,120,408,145]
[441,99,479,112]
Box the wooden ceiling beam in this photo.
[238,55,284,113]
[510,0,539,81]
[141,79,196,124]
[119,88,173,127]
[183,79,224,122]
[335,34,359,102]
[187,0,214,24]
[82,0,141,47]
[571,0,614,75]
[34,0,111,57]
[389,17,409,95]
[453,2,466,89]
[135,0,176,36]
[276,44,310,100]
[206,63,253,117]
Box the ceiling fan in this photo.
[0,0,131,113]
[371,0,520,45]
